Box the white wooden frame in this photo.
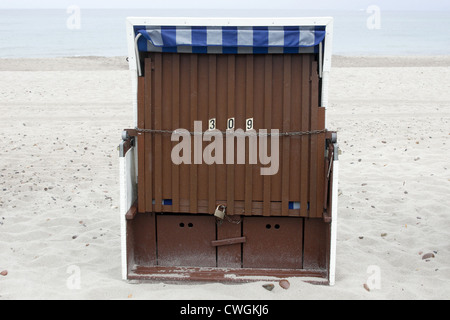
[123,16,338,285]
[119,143,137,280]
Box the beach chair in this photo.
[119,17,339,285]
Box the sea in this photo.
[0,9,449,58]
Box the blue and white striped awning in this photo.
[135,26,326,54]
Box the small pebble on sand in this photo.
[279,280,290,290]
[262,284,275,291]
[422,253,435,260]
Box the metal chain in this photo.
[135,127,328,137]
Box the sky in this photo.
[1,0,449,11]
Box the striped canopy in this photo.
[135,26,326,54]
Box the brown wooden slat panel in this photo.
[216,55,227,201]
[226,55,236,215]
[309,59,318,218]
[179,54,191,204]
[154,53,163,213]
[144,58,153,213]
[252,55,264,203]
[137,76,146,213]
[235,55,246,202]
[138,53,324,218]
[300,55,310,217]
[244,55,254,215]
[197,54,209,202]
[263,55,272,217]
[289,55,302,204]
[171,54,181,212]
[162,54,173,205]
[271,55,283,203]
[190,54,199,213]
[281,55,292,216]
[208,55,217,214]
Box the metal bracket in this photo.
[119,131,136,158]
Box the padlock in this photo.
[214,205,226,220]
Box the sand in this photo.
[0,56,449,300]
